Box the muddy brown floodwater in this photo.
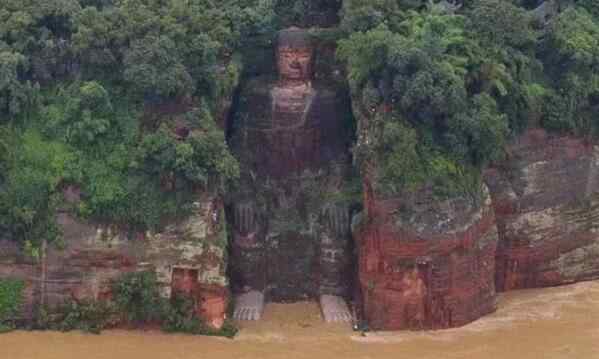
[2,281,599,359]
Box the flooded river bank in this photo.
[2,281,598,359]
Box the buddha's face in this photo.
[277,46,313,82]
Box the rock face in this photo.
[486,128,599,291]
[355,180,498,330]
[0,193,229,329]
[354,127,599,331]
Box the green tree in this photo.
[577,0,599,18]
[446,94,508,166]
[44,81,113,145]
[0,130,74,246]
[466,0,540,133]
[135,108,239,190]
[124,35,194,102]
[543,7,599,133]
[0,49,32,117]
[340,0,421,33]
[72,6,124,78]
[339,5,511,197]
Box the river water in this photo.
[2,281,598,359]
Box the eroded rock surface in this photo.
[0,192,230,329]
[486,128,599,291]
[355,182,498,330]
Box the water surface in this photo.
[2,281,598,359]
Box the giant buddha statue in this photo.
[228,27,355,323]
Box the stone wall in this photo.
[486,128,599,291]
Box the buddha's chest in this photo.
[269,85,316,128]
[232,82,350,178]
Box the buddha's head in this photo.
[276,27,314,82]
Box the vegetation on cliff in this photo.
[31,271,237,336]
[0,279,24,332]
[1,0,598,241]
[111,271,236,337]
[0,0,278,247]
[339,0,599,198]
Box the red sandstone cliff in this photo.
[0,192,230,329]
[355,180,498,330]
[486,128,599,291]
[354,127,599,331]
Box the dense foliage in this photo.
[162,293,238,337]
[338,0,599,198]
[0,0,277,247]
[1,0,598,238]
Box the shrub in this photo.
[111,271,167,326]
[0,279,24,332]
[161,294,203,334]
[162,294,238,338]
[53,300,117,334]
[204,320,239,339]
[111,271,238,337]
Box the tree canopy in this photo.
[1,0,598,244]
[0,0,276,245]
[339,0,599,197]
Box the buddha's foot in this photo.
[320,294,352,323]
[233,290,265,321]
